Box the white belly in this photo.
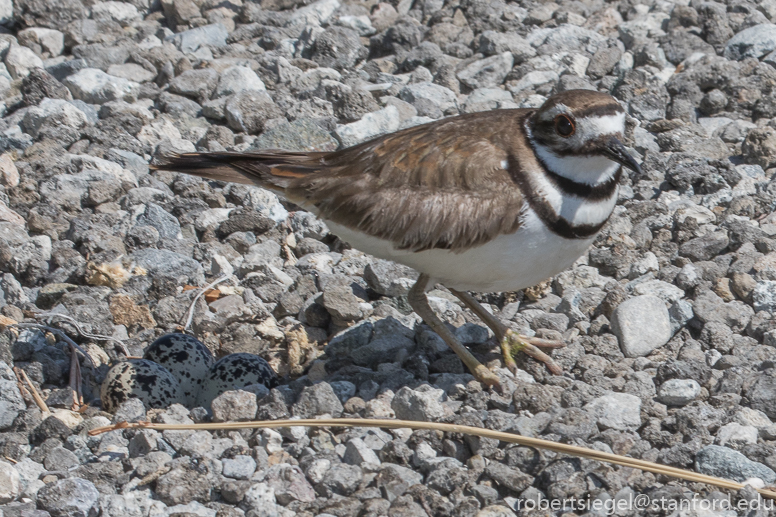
[325,209,595,293]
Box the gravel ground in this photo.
[0,0,776,514]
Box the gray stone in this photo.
[669,299,694,335]
[0,361,25,430]
[478,30,535,61]
[44,447,80,471]
[724,23,776,60]
[5,45,44,79]
[222,455,257,480]
[36,478,100,517]
[63,68,140,104]
[392,385,446,422]
[265,464,316,504]
[335,105,400,147]
[293,382,344,417]
[0,459,20,503]
[170,23,229,54]
[457,52,513,89]
[318,463,362,495]
[343,437,381,465]
[716,423,758,447]
[610,295,672,358]
[252,118,338,152]
[695,445,776,483]
[215,66,265,98]
[584,392,642,431]
[168,68,218,100]
[135,203,180,240]
[131,248,205,285]
[657,379,701,406]
[285,0,340,27]
[753,281,776,312]
[211,390,258,422]
[399,83,457,114]
[225,91,283,134]
[364,260,419,296]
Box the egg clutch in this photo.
[100,333,277,412]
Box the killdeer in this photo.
[153,89,641,390]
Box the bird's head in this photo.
[529,90,641,181]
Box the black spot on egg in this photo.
[196,353,278,408]
[143,333,215,407]
[100,359,184,413]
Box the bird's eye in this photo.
[555,115,575,137]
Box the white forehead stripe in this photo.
[581,112,626,137]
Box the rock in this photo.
[584,392,642,431]
[364,260,419,296]
[285,0,340,27]
[724,24,776,60]
[18,28,64,57]
[392,385,447,421]
[155,462,215,505]
[695,445,776,483]
[485,462,533,494]
[36,478,100,517]
[293,382,344,417]
[753,281,776,312]
[0,153,19,187]
[657,379,700,406]
[90,1,139,25]
[743,128,776,170]
[335,105,401,147]
[5,45,43,79]
[63,68,140,104]
[252,118,338,152]
[716,423,758,447]
[131,248,205,285]
[225,90,283,134]
[318,463,363,495]
[168,68,218,100]
[265,464,316,504]
[211,390,258,422]
[479,31,535,61]
[311,27,368,71]
[222,455,257,480]
[170,23,229,54]
[215,66,265,98]
[0,459,20,503]
[679,232,729,262]
[457,52,514,89]
[610,295,671,358]
[343,437,381,465]
[399,82,457,115]
[0,361,26,430]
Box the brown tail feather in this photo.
[151,151,327,191]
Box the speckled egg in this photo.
[100,359,184,413]
[143,333,214,407]
[196,353,278,408]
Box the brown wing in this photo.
[153,110,530,253]
[287,110,529,252]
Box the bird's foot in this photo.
[500,329,565,376]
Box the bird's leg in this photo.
[449,289,564,376]
[408,275,502,389]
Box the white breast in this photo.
[325,209,595,293]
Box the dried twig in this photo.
[34,312,130,357]
[182,274,232,332]
[88,417,776,500]
[13,366,50,413]
[11,323,95,368]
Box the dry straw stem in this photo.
[89,417,776,499]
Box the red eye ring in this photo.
[554,114,575,137]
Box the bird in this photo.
[152,89,641,390]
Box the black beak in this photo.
[602,137,641,174]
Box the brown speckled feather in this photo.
[153,109,532,253]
